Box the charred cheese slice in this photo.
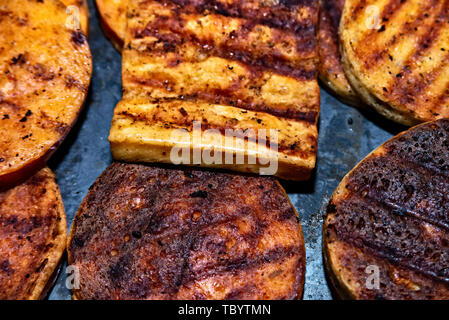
[68,163,305,300]
[324,119,449,299]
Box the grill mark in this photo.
[384,129,449,177]
[117,109,316,157]
[345,152,449,230]
[382,2,449,105]
[331,198,449,285]
[361,0,441,69]
[392,52,449,108]
[144,0,318,33]
[132,8,317,56]
[127,77,318,123]
[348,0,367,21]
[130,27,316,81]
[181,245,299,286]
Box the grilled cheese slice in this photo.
[109,0,320,181]
[324,119,449,299]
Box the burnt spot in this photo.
[71,31,86,46]
[326,203,337,214]
[19,110,32,122]
[189,190,208,198]
[179,107,188,117]
[32,64,54,81]
[73,237,84,248]
[131,231,142,239]
[108,255,131,283]
[11,53,25,65]
[0,260,14,276]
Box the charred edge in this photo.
[131,28,317,81]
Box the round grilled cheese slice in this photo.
[324,119,449,299]
[0,167,67,300]
[340,0,449,125]
[68,163,305,300]
[0,0,92,187]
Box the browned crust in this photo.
[68,163,305,300]
[0,167,67,300]
[323,119,449,299]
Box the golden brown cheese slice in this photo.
[68,163,305,300]
[96,0,127,50]
[0,167,67,300]
[0,0,92,187]
[109,0,320,181]
[61,0,90,35]
[340,0,449,125]
[318,0,359,104]
[324,119,449,299]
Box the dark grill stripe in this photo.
[332,196,449,285]
[148,0,318,34]
[391,52,449,108]
[345,152,449,230]
[129,18,316,80]
[126,77,319,123]
[127,35,316,81]
[181,245,300,286]
[361,0,441,69]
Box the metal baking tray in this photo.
[47,0,403,300]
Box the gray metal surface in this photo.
[47,0,403,300]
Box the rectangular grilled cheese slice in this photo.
[109,0,320,181]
